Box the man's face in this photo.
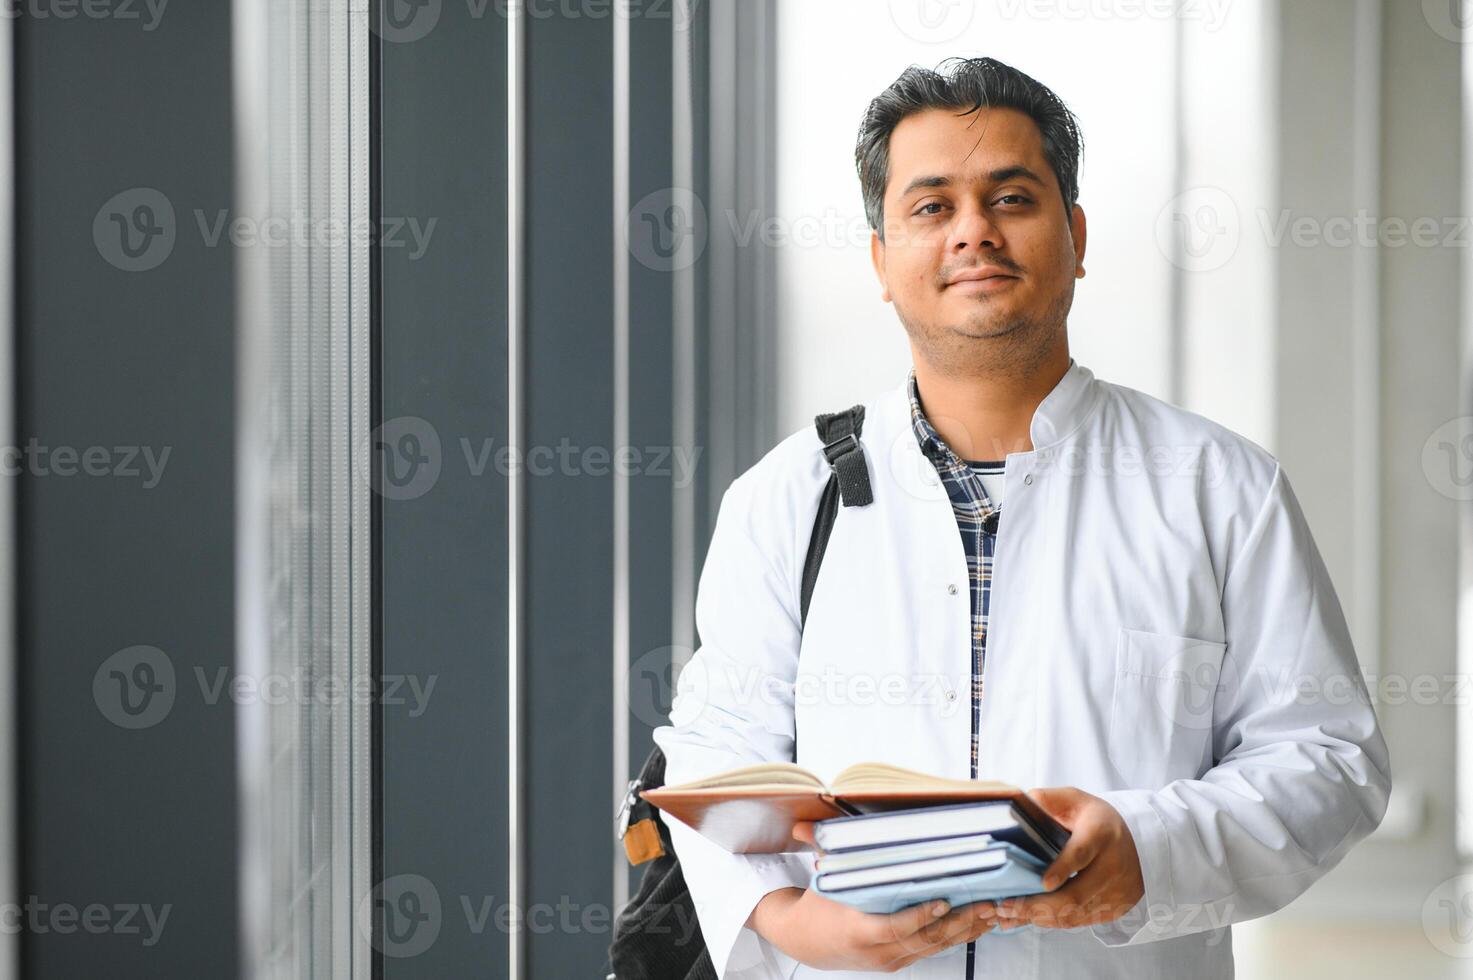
[871,106,1086,356]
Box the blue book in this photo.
[810,841,1051,914]
[814,832,998,873]
[813,798,1067,862]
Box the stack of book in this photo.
[808,798,1066,913]
[641,760,1070,913]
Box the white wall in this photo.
[771,0,1275,442]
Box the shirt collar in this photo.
[907,370,951,463]
[906,357,1097,462]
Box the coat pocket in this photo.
[1107,627,1228,789]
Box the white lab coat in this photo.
[651,359,1391,979]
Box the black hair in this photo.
[855,57,1083,239]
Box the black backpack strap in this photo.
[800,405,871,631]
[800,477,840,633]
[813,405,873,507]
[617,403,873,861]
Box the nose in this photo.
[948,200,1004,253]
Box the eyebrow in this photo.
[898,166,1047,199]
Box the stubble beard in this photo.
[897,282,1073,380]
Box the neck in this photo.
[911,343,1071,461]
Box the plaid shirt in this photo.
[907,367,1001,777]
[907,367,1002,980]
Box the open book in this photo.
[642,760,1034,854]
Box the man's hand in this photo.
[992,786,1144,930]
[742,819,997,972]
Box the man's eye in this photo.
[995,195,1032,206]
[915,202,946,216]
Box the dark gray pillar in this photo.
[521,6,617,977]
[14,5,239,978]
[377,2,512,977]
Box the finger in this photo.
[878,904,995,965]
[894,902,979,954]
[995,916,1030,931]
[952,910,1000,945]
[1000,870,1116,929]
[996,868,1102,922]
[887,920,998,972]
[1037,819,1104,891]
[790,820,817,847]
[922,902,997,947]
[1025,785,1086,825]
[1053,894,1121,929]
[1028,890,1116,930]
[1009,893,1089,929]
[876,899,954,943]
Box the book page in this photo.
[829,761,1017,795]
[660,761,826,791]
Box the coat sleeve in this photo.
[1092,462,1393,946]
[651,472,814,979]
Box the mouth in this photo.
[945,273,1019,294]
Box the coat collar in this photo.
[895,356,1099,463]
[861,357,1098,503]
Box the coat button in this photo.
[947,583,958,595]
[945,690,957,701]
[1023,474,1033,485]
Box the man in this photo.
[652,57,1390,979]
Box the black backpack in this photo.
[606,405,874,980]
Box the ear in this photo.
[870,229,892,303]
[1070,203,1087,279]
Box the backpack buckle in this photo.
[614,778,640,841]
[822,432,859,465]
